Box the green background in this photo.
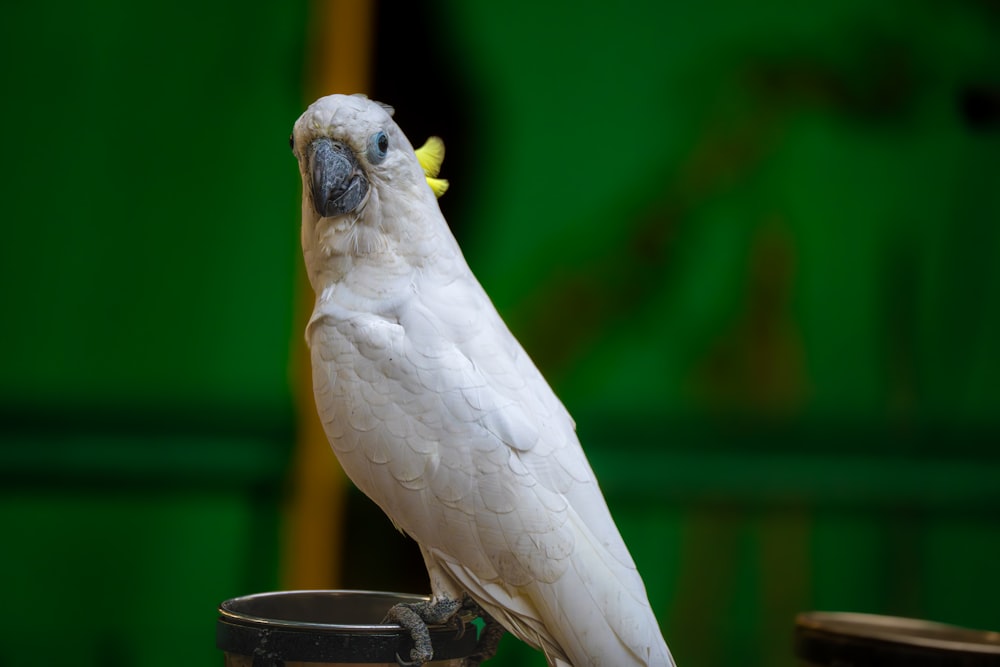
[1,1,998,665]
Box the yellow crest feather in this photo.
[426,177,449,197]
[415,136,449,197]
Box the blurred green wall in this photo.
[1,1,999,666]
[0,2,306,665]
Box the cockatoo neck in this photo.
[301,186,461,314]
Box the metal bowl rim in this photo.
[796,611,1000,655]
[218,589,434,632]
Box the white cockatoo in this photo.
[290,93,675,667]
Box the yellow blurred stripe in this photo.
[282,0,375,591]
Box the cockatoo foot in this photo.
[459,600,505,667]
[386,597,462,666]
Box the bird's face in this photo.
[290,94,404,221]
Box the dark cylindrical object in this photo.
[217,590,479,666]
[795,611,1000,667]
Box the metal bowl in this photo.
[217,590,479,666]
[795,611,1000,666]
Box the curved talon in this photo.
[447,611,467,641]
[395,651,422,667]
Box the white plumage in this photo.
[291,94,675,667]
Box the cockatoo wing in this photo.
[307,265,671,666]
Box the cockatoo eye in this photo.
[288,134,295,152]
[368,131,389,164]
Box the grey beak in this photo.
[309,137,369,217]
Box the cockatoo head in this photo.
[291,94,407,219]
[290,94,448,268]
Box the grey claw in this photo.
[395,651,423,667]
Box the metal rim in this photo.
[796,612,1000,655]
[795,611,1000,667]
[218,589,432,632]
